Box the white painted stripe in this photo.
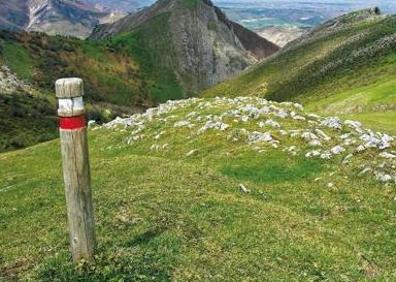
[58,97,84,115]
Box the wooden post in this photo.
[55,78,95,262]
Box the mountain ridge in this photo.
[91,0,279,94]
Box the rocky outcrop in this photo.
[104,96,396,185]
[0,65,31,94]
[91,0,279,93]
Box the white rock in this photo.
[293,115,306,121]
[293,103,304,111]
[375,172,393,182]
[275,110,288,119]
[358,167,372,176]
[198,120,229,133]
[239,184,250,193]
[342,154,353,164]
[379,152,396,159]
[345,120,362,129]
[305,150,321,158]
[265,119,281,128]
[248,131,273,143]
[186,149,197,157]
[308,113,321,120]
[330,145,345,155]
[320,152,332,160]
[88,120,96,127]
[320,117,342,129]
[315,129,331,141]
[356,145,366,153]
[309,140,322,147]
[174,120,192,128]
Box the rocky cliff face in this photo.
[0,0,29,31]
[91,0,279,93]
[0,0,120,38]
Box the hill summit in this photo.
[91,0,279,94]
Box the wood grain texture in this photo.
[56,78,84,99]
[60,127,96,262]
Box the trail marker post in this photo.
[56,78,96,262]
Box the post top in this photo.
[56,78,84,98]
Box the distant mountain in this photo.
[84,0,154,12]
[256,26,307,47]
[0,0,123,38]
[91,0,279,95]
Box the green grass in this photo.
[0,92,58,152]
[182,0,200,9]
[1,98,396,280]
[2,41,33,80]
[221,151,323,184]
[343,111,396,135]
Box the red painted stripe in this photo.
[59,115,86,130]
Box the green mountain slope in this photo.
[91,0,279,94]
[204,8,396,132]
[0,30,153,152]
[1,97,396,280]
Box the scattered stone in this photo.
[186,149,197,157]
[375,172,393,182]
[320,151,332,160]
[248,132,273,143]
[306,150,321,158]
[359,167,372,176]
[315,129,331,141]
[342,154,353,164]
[174,120,192,128]
[88,120,97,127]
[239,184,251,193]
[198,120,229,133]
[309,140,322,147]
[379,152,396,159]
[331,145,345,155]
[356,145,366,153]
[321,117,342,129]
[103,96,396,186]
[263,119,281,128]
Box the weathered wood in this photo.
[56,78,95,263]
[56,78,84,99]
[58,96,85,117]
[60,128,95,262]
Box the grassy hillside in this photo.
[104,13,186,103]
[1,97,396,280]
[0,29,188,152]
[203,9,396,132]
